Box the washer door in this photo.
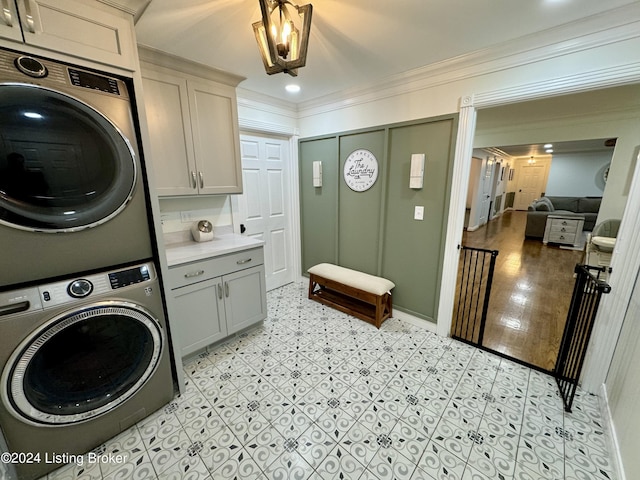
[0,83,136,232]
[1,302,163,426]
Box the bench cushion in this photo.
[308,263,395,296]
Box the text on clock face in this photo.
[344,149,378,192]
[346,158,376,179]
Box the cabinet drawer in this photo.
[168,260,217,289]
[550,222,578,234]
[548,232,576,243]
[213,247,264,277]
[168,247,264,290]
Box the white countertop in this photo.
[164,232,264,267]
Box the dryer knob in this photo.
[14,56,48,78]
[67,279,93,298]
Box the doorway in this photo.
[459,210,584,371]
[236,133,295,291]
[459,139,614,370]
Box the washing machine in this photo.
[0,261,175,480]
[0,46,155,289]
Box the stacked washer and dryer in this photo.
[0,47,176,480]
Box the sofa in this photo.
[525,196,601,239]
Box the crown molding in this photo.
[97,0,149,19]
[236,88,298,117]
[138,45,245,87]
[297,3,640,118]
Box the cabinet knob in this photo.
[224,282,229,297]
[217,283,223,299]
[199,171,204,189]
[191,171,197,189]
[236,258,252,265]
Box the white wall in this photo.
[605,266,640,479]
[546,150,613,197]
[474,85,640,222]
[159,196,233,234]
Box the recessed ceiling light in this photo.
[285,84,301,93]
[543,143,553,148]
[546,149,554,153]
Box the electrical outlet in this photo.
[414,206,424,221]
[180,211,194,223]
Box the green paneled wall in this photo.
[299,115,458,323]
[299,137,338,272]
[381,119,456,319]
[338,131,385,275]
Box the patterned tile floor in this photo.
[47,282,617,480]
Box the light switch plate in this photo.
[414,206,424,220]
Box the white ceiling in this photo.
[135,0,637,104]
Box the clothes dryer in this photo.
[0,47,155,288]
[0,261,175,480]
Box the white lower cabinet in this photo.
[168,248,267,357]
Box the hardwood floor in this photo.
[458,210,584,371]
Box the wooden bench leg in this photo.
[375,294,383,328]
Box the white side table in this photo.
[543,215,585,247]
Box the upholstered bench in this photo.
[307,263,395,328]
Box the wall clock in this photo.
[343,149,378,192]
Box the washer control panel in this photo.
[109,264,151,289]
[67,279,94,298]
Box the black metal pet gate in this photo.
[554,264,611,412]
[451,246,498,347]
[452,245,611,412]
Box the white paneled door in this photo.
[514,164,546,210]
[237,134,294,291]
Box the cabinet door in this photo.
[222,265,267,335]
[142,69,198,196]
[188,78,243,194]
[0,1,23,42]
[17,0,136,69]
[171,278,227,357]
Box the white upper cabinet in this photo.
[0,0,136,69]
[140,48,244,196]
[0,0,23,42]
[140,68,197,196]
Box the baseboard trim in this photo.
[599,383,625,480]
[392,310,438,333]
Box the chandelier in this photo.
[252,0,313,76]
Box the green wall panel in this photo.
[381,119,456,321]
[298,115,458,324]
[338,131,385,275]
[299,137,338,272]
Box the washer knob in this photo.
[67,279,93,298]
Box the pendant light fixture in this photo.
[252,0,313,77]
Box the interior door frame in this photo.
[234,119,302,288]
[438,66,640,393]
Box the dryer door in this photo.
[0,83,136,232]
[1,302,164,426]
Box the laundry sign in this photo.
[343,149,378,192]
